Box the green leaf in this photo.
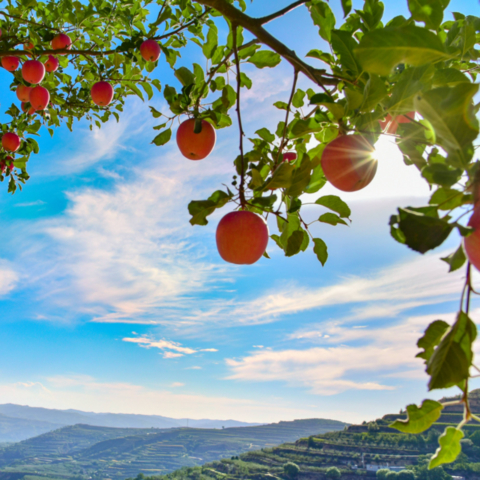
[308,0,336,42]
[414,83,479,167]
[429,427,464,469]
[331,30,360,75]
[263,163,295,190]
[175,67,195,87]
[286,158,312,198]
[309,95,345,120]
[354,25,449,76]
[315,195,351,218]
[417,320,450,362]
[429,188,469,211]
[408,0,445,29]
[152,128,172,146]
[421,163,463,188]
[390,400,443,434]
[292,89,305,108]
[427,312,477,390]
[340,0,352,17]
[432,68,471,87]
[395,207,454,253]
[306,165,327,194]
[319,212,348,226]
[286,230,305,257]
[188,191,231,226]
[202,24,218,59]
[361,74,388,112]
[289,118,321,138]
[255,128,275,143]
[441,245,467,272]
[313,238,328,266]
[247,51,281,68]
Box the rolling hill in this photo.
[147,391,480,480]
[0,404,259,443]
[0,418,347,480]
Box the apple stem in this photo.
[193,118,203,134]
[232,24,246,210]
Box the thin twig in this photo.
[275,69,298,166]
[232,25,246,209]
[257,0,308,25]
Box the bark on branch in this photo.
[193,0,338,88]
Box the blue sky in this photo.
[0,0,479,425]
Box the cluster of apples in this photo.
[206,112,419,266]
[0,36,164,167]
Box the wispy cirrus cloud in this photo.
[123,335,218,359]
[226,309,471,395]
[177,251,471,326]
[0,261,19,297]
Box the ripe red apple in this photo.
[176,119,216,160]
[379,112,415,134]
[282,152,297,162]
[21,102,36,115]
[51,33,72,54]
[30,85,50,110]
[45,55,59,73]
[2,132,21,152]
[1,56,19,72]
[22,60,45,84]
[24,41,34,50]
[140,39,161,62]
[216,211,269,265]
[16,85,32,102]
[464,208,480,272]
[321,135,377,192]
[91,81,114,106]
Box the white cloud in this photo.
[23,151,234,323]
[0,261,19,297]
[122,335,217,357]
[163,352,184,359]
[183,251,470,326]
[226,310,466,395]
[14,200,46,207]
[170,382,185,387]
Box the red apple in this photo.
[176,119,216,160]
[51,33,72,54]
[16,85,32,102]
[216,211,269,265]
[140,39,161,62]
[24,41,34,50]
[22,60,45,84]
[379,112,415,134]
[464,208,480,272]
[282,152,297,162]
[2,132,21,152]
[30,85,50,110]
[91,81,114,106]
[1,56,19,72]
[321,135,377,192]
[45,55,59,73]
[21,102,36,115]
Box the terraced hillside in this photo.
[148,392,480,480]
[0,418,346,480]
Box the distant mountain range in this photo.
[0,418,348,479]
[0,404,260,443]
